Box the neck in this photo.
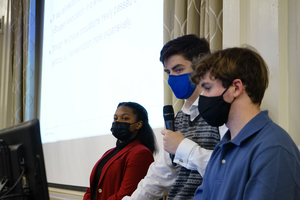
[226,100,260,140]
[185,85,201,109]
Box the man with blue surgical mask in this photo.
[123,34,227,200]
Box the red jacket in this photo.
[83,140,154,200]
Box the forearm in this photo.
[122,151,177,200]
[174,138,212,176]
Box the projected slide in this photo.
[40,0,164,143]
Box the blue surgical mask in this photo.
[168,73,196,99]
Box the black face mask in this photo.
[198,88,233,127]
[110,121,137,141]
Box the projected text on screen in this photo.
[40,0,164,143]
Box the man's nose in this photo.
[169,71,176,76]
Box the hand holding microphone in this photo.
[161,130,185,154]
[163,105,185,166]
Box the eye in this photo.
[204,86,211,91]
[174,68,183,73]
[201,84,211,92]
[164,69,170,75]
[113,117,118,121]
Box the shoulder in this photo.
[127,140,153,155]
[126,142,154,164]
[241,111,294,151]
[174,110,187,119]
[131,142,150,151]
[243,119,300,164]
[258,120,294,149]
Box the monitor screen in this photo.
[0,119,49,200]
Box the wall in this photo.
[48,187,85,200]
[0,0,12,129]
[288,0,300,146]
[223,0,300,145]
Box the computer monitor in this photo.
[0,118,49,200]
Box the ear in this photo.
[232,79,243,98]
[136,121,143,130]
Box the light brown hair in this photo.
[191,47,269,105]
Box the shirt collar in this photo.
[181,97,199,121]
[221,110,271,146]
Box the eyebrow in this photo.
[114,113,131,117]
[172,64,183,70]
[164,64,183,72]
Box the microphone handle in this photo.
[165,120,176,166]
[165,120,174,131]
[169,154,176,166]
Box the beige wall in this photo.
[48,187,85,200]
[0,0,12,129]
[287,0,300,147]
[223,0,300,145]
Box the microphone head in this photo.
[163,105,174,121]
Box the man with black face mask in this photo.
[191,47,300,200]
[123,35,227,200]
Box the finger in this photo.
[161,129,168,136]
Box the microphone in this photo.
[163,105,176,166]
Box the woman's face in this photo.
[113,105,141,133]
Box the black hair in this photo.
[160,34,211,65]
[117,102,158,154]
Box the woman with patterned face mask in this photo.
[83,102,158,200]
